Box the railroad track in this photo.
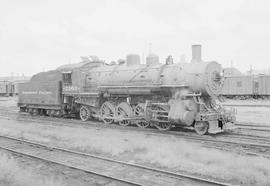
[0,135,234,186]
[235,122,270,132]
[1,109,270,152]
[3,107,270,133]
[222,104,270,108]
[1,110,270,159]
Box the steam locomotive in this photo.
[18,45,236,135]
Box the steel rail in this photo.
[0,135,236,186]
[4,108,270,134]
[235,122,270,128]
[235,123,270,132]
[222,104,270,108]
[0,146,142,186]
[1,111,270,158]
[1,112,270,147]
[1,113,270,153]
[5,112,270,147]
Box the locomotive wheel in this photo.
[80,106,91,121]
[100,101,115,124]
[194,121,209,135]
[153,105,172,131]
[155,122,172,131]
[117,102,132,126]
[134,103,149,128]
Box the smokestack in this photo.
[191,45,202,63]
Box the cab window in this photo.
[62,73,72,85]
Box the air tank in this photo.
[146,53,159,65]
[126,54,140,66]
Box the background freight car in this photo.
[0,81,12,96]
[221,75,254,97]
[255,75,270,96]
[11,80,29,96]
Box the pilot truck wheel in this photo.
[194,121,209,135]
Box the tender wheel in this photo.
[55,110,61,117]
[47,110,54,117]
[33,109,40,115]
[134,103,149,128]
[117,102,132,126]
[28,108,34,115]
[194,121,209,135]
[39,109,45,116]
[19,107,26,112]
[100,101,115,124]
[80,106,91,121]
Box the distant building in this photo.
[0,75,30,82]
[223,67,242,77]
[246,69,270,75]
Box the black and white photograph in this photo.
[0,0,270,185]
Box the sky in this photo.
[0,0,270,76]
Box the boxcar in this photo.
[222,75,254,97]
[11,80,29,96]
[255,75,270,96]
[0,81,12,96]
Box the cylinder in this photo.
[191,45,202,63]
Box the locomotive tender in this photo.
[18,45,235,135]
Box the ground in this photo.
[0,97,270,186]
[223,99,270,107]
[222,99,270,124]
